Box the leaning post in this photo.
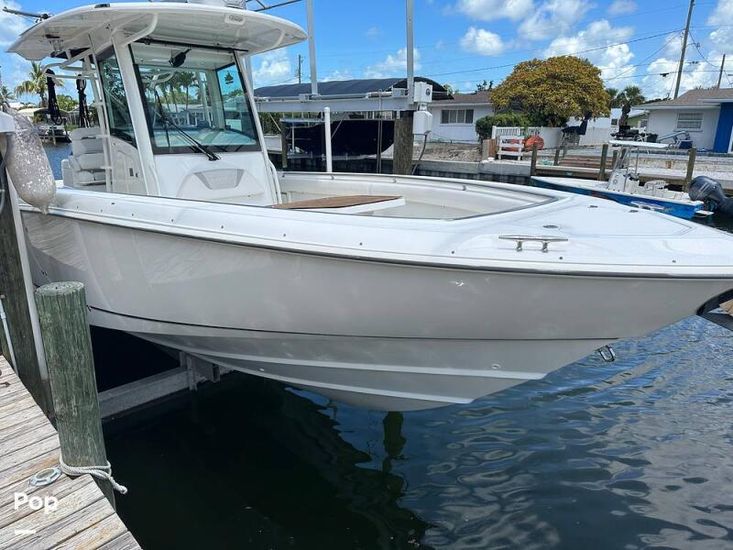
[35,281,116,507]
[598,143,609,181]
[685,147,697,189]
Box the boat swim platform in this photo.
[0,356,141,550]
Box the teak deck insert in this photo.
[274,194,402,209]
[0,357,141,550]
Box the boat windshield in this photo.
[130,42,259,154]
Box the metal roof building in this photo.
[254,77,449,113]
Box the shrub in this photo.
[475,112,531,140]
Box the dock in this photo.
[0,357,141,550]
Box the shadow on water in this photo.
[104,375,432,550]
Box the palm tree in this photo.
[0,85,13,105]
[620,85,645,107]
[607,85,646,108]
[14,62,50,107]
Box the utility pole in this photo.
[718,53,727,89]
[297,54,303,84]
[674,0,695,99]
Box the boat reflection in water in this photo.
[105,370,430,549]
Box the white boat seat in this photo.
[70,153,105,171]
[69,127,101,140]
[73,169,107,186]
[273,195,405,214]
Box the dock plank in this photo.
[0,358,140,549]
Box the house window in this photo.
[440,109,474,124]
[676,112,703,130]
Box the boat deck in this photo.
[0,357,141,550]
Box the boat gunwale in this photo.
[20,201,733,280]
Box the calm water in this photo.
[45,144,733,549]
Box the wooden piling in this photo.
[553,148,560,166]
[611,149,618,171]
[598,143,609,181]
[685,147,697,189]
[393,111,414,175]
[280,126,288,169]
[35,281,115,506]
[530,143,538,176]
[0,148,52,415]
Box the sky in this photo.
[1,0,733,102]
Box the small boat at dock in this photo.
[532,141,709,219]
[6,1,733,410]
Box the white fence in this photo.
[491,125,613,151]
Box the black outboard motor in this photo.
[688,176,733,217]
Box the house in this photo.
[427,92,493,143]
[638,88,733,152]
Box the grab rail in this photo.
[498,235,568,253]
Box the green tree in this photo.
[490,56,609,127]
[475,112,530,140]
[56,94,78,113]
[607,85,646,108]
[14,62,56,107]
[0,86,13,104]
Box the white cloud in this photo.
[364,48,421,78]
[544,20,635,85]
[365,26,381,39]
[459,27,505,56]
[252,50,293,87]
[322,69,354,82]
[519,0,591,41]
[454,0,534,22]
[709,0,733,20]
[0,2,28,47]
[607,0,637,16]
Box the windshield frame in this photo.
[130,40,261,156]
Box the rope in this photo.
[59,456,128,494]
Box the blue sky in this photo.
[2,0,733,101]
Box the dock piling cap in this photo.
[36,281,86,296]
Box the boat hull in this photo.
[531,176,702,219]
[21,210,732,410]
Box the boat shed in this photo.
[254,77,449,113]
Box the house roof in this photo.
[638,87,733,110]
[432,92,491,106]
[254,77,449,99]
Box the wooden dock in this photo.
[0,357,140,550]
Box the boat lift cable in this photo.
[411,133,428,175]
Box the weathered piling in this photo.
[598,143,609,181]
[393,111,414,175]
[0,137,52,415]
[35,281,116,506]
[529,143,538,176]
[685,147,697,188]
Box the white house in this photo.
[638,88,733,152]
[428,92,493,143]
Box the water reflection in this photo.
[105,376,431,550]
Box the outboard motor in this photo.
[689,176,733,217]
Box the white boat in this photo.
[532,141,709,220]
[6,2,733,410]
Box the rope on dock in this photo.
[59,456,128,494]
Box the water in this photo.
[103,318,733,549]
[43,143,733,548]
